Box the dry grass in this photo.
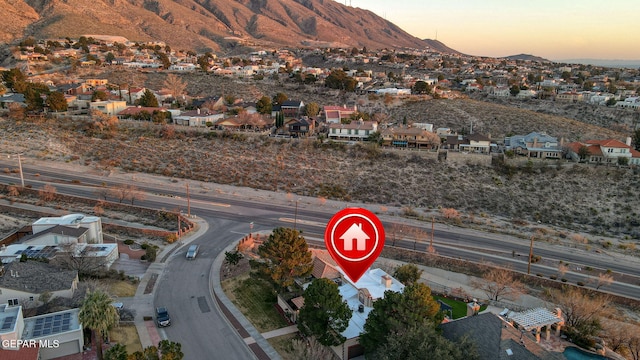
[105,279,138,298]
[109,324,142,354]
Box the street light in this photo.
[7,153,24,188]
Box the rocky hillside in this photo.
[1,0,435,52]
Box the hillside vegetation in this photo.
[1,110,638,240]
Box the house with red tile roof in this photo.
[323,105,358,124]
[566,138,640,166]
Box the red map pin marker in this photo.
[324,207,385,283]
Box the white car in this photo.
[186,244,200,260]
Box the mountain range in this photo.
[0,0,460,53]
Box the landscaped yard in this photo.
[109,324,142,354]
[267,333,299,360]
[434,295,488,319]
[222,274,289,332]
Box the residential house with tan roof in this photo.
[443,133,493,153]
[173,109,223,127]
[380,127,440,149]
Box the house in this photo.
[380,127,440,149]
[443,134,493,153]
[89,100,127,116]
[330,268,405,360]
[616,97,640,109]
[0,94,26,109]
[287,118,316,137]
[20,225,88,246]
[280,100,304,118]
[32,214,103,244]
[440,312,542,360]
[117,106,169,120]
[566,138,640,165]
[0,261,78,307]
[328,121,377,141]
[0,243,119,270]
[324,105,358,124]
[173,109,223,127]
[0,305,84,360]
[556,92,583,102]
[504,132,563,159]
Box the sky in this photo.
[349,0,640,61]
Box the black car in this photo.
[156,307,171,327]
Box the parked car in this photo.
[186,244,200,260]
[156,307,171,327]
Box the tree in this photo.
[577,145,591,161]
[298,278,352,346]
[369,323,479,360]
[38,184,57,202]
[290,336,335,360]
[163,74,186,105]
[510,85,520,97]
[412,81,432,95]
[633,129,640,151]
[92,90,109,102]
[360,283,443,353]
[325,69,357,92]
[137,89,159,107]
[273,92,288,105]
[54,242,113,277]
[79,290,119,360]
[23,82,50,111]
[105,52,116,64]
[104,343,127,360]
[471,266,524,302]
[2,68,26,91]
[129,341,183,360]
[593,273,614,290]
[256,96,272,114]
[257,227,313,289]
[224,250,243,266]
[304,102,320,117]
[46,91,68,112]
[548,286,609,340]
[393,264,423,286]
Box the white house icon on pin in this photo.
[339,223,370,251]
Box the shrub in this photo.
[561,278,568,282]
[123,239,134,245]
[550,275,557,280]
[577,281,585,286]
[141,243,149,250]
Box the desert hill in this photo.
[1,0,442,52]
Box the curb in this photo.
[210,234,282,360]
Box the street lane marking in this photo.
[278,217,326,227]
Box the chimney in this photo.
[555,307,562,319]
[381,274,392,289]
[197,108,201,115]
[626,137,632,147]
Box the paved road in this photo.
[154,217,257,360]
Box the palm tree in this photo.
[79,290,119,360]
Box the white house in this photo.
[89,100,127,116]
[327,121,378,141]
[324,105,358,124]
[173,109,224,127]
[32,214,103,244]
[330,268,405,360]
[0,243,119,270]
[616,97,640,109]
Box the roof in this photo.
[0,346,40,360]
[0,304,21,334]
[22,308,81,340]
[328,121,376,130]
[508,308,562,331]
[29,225,87,239]
[338,268,405,339]
[33,214,99,227]
[311,256,340,279]
[118,106,168,115]
[281,100,303,107]
[0,261,78,294]
[585,139,630,148]
[440,312,502,360]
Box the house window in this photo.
[8,299,19,306]
[332,128,336,134]
[29,296,34,301]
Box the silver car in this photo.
[186,244,199,260]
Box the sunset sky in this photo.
[349,0,640,61]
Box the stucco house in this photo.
[324,105,358,124]
[566,138,640,165]
[0,261,78,308]
[504,132,563,159]
[32,214,103,244]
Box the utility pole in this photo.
[7,154,24,187]
[429,216,435,253]
[294,199,299,230]
[186,183,191,217]
[527,235,534,275]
